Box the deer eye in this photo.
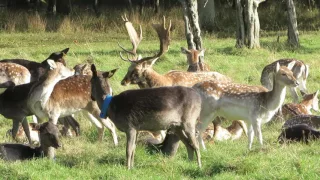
[281,73,286,76]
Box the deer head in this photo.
[274,61,298,88]
[41,48,69,66]
[90,64,118,109]
[73,63,92,76]
[119,16,172,86]
[300,90,319,112]
[35,122,61,149]
[181,47,205,66]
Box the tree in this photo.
[235,0,265,48]
[286,0,300,47]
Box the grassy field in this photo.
[0,30,320,179]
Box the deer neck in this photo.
[265,76,287,113]
[142,68,172,87]
[30,70,62,107]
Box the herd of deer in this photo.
[0,15,319,169]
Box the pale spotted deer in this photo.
[203,120,248,142]
[0,62,31,87]
[180,47,210,72]
[193,62,298,150]
[274,90,319,121]
[261,59,309,103]
[90,64,202,169]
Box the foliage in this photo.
[0,30,319,179]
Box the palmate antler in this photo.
[119,15,172,64]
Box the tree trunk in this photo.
[47,0,56,15]
[235,0,245,48]
[235,0,264,49]
[286,0,300,47]
[198,0,215,32]
[154,0,160,14]
[93,0,100,17]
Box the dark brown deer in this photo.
[119,16,231,88]
[90,64,202,169]
[193,62,298,150]
[180,47,210,72]
[0,122,61,161]
[282,115,320,129]
[278,124,320,144]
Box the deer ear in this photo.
[91,64,98,77]
[300,90,307,97]
[102,68,118,78]
[61,48,69,55]
[275,62,280,73]
[181,47,190,54]
[315,90,319,97]
[287,61,296,70]
[47,59,57,69]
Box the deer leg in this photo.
[83,111,104,141]
[182,123,201,168]
[21,117,33,144]
[253,121,263,147]
[197,112,216,150]
[32,115,38,123]
[11,119,20,141]
[100,118,118,146]
[126,128,137,169]
[175,129,194,161]
[247,123,254,150]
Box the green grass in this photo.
[0,31,320,179]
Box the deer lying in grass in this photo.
[0,62,31,87]
[6,123,40,144]
[278,124,320,144]
[0,59,72,148]
[193,62,298,150]
[180,47,210,72]
[273,90,319,122]
[0,122,61,161]
[90,64,202,169]
[203,120,248,142]
[282,115,320,129]
[261,59,309,103]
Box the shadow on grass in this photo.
[97,154,125,166]
[183,163,238,178]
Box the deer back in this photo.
[0,62,31,86]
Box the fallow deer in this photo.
[261,59,309,103]
[0,48,80,138]
[119,16,231,89]
[0,48,69,81]
[180,47,210,72]
[0,59,72,151]
[0,62,31,87]
[273,90,319,122]
[203,120,248,142]
[282,115,320,129]
[0,122,61,161]
[74,63,92,76]
[193,62,298,150]
[90,64,202,169]
[278,124,320,144]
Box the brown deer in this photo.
[0,62,31,87]
[119,16,231,88]
[261,59,309,103]
[273,90,319,121]
[90,64,202,169]
[203,120,248,142]
[0,59,73,152]
[180,47,210,72]
[193,62,298,150]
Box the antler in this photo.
[118,14,143,57]
[119,16,172,64]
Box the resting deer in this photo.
[203,120,248,142]
[273,90,319,122]
[193,62,298,150]
[90,64,202,169]
[278,124,320,144]
[282,115,320,129]
[119,16,231,89]
[0,62,31,87]
[261,59,309,103]
[180,47,210,72]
